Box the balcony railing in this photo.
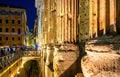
[0,51,40,72]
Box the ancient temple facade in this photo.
[39,0,80,77]
[35,0,120,77]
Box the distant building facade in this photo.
[35,0,43,50]
[0,5,28,47]
[33,19,38,49]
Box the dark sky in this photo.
[0,0,36,30]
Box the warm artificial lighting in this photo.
[60,12,64,17]
[48,26,51,32]
[17,71,20,74]
[10,75,14,77]
[68,13,72,19]
[21,65,24,69]
[44,18,47,21]
[60,9,64,17]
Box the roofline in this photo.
[0,4,26,10]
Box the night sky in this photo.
[0,0,36,30]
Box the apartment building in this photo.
[0,5,28,47]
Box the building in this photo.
[25,26,31,47]
[36,0,79,77]
[33,19,38,49]
[0,5,28,47]
[36,0,120,77]
[35,0,43,50]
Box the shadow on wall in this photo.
[78,41,87,73]
[92,35,120,52]
[98,24,116,36]
[109,24,116,35]
[48,62,54,72]
[57,42,87,77]
[59,58,81,77]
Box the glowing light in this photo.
[60,9,64,17]
[60,12,64,17]
[10,75,14,77]
[44,18,47,21]
[17,71,20,74]
[21,65,24,68]
[23,61,25,64]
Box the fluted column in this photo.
[99,0,106,35]
[73,0,77,42]
[90,0,98,38]
[116,0,120,34]
[56,0,77,44]
[56,0,62,43]
[109,0,116,33]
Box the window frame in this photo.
[0,28,2,32]
[6,28,9,32]
[12,28,15,32]
[6,19,8,24]
[6,37,8,40]
[12,37,14,41]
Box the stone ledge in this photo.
[86,35,120,54]
[59,44,79,51]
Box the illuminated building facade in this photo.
[35,0,120,77]
[35,0,43,50]
[0,5,28,46]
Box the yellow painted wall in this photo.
[0,7,27,46]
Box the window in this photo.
[18,12,21,16]
[15,12,17,15]
[3,11,9,15]
[0,28,2,32]
[2,10,7,15]
[18,37,20,40]
[12,28,15,32]
[18,29,21,34]
[0,37,1,40]
[6,19,8,23]
[18,20,20,24]
[11,11,15,15]
[0,10,2,14]
[12,37,14,41]
[6,28,8,32]
[6,37,8,40]
[0,19,2,23]
[12,20,14,24]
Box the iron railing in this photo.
[0,51,40,72]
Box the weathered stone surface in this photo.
[46,45,54,65]
[53,44,79,77]
[75,73,84,77]
[82,35,120,77]
[86,36,120,54]
[59,44,79,51]
[78,0,89,42]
